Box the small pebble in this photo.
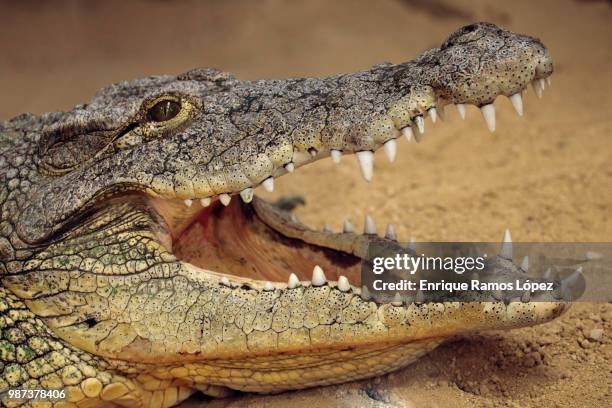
[588,328,604,342]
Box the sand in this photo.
[1,0,610,406]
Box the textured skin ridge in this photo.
[0,23,560,407]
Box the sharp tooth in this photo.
[383,139,397,163]
[322,224,332,233]
[364,215,377,235]
[385,224,397,240]
[509,93,524,116]
[220,276,230,286]
[184,199,193,207]
[480,103,496,132]
[414,115,425,134]
[438,105,446,122]
[521,255,529,272]
[311,265,327,286]
[288,273,300,289]
[308,148,318,157]
[264,281,274,291]
[262,177,274,192]
[543,268,552,280]
[546,77,551,86]
[361,285,371,300]
[219,193,231,206]
[415,290,425,303]
[285,162,295,173]
[239,188,253,203]
[391,292,403,306]
[456,103,466,120]
[402,127,414,141]
[290,214,298,223]
[331,149,342,164]
[355,151,374,182]
[337,276,351,292]
[428,107,437,124]
[408,237,416,251]
[500,228,512,260]
[561,267,582,297]
[538,78,546,91]
[200,197,211,207]
[564,267,582,286]
[532,80,543,98]
[343,220,354,233]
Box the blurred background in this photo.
[1,1,611,406]
[0,0,608,119]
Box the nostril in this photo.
[463,23,478,33]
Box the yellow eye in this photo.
[147,100,181,122]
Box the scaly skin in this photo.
[0,23,563,407]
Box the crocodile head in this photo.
[1,22,565,404]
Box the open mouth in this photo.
[146,79,560,298]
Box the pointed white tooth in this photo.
[322,224,332,233]
[538,78,546,91]
[521,255,529,272]
[184,199,193,207]
[284,162,295,173]
[311,265,327,286]
[437,105,446,122]
[330,149,342,164]
[288,273,300,289]
[383,139,397,163]
[239,188,253,203]
[500,228,512,259]
[456,103,466,120]
[415,115,425,134]
[561,267,582,297]
[219,193,231,206]
[308,148,318,157]
[564,267,582,287]
[343,220,354,233]
[546,77,551,86]
[200,197,211,207]
[391,292,403,306]
[220,276,230,286]
[543,268,552,280]
[480,103,496,133]
[428,107,437,124]
[402,127,414,141]
[408,237,416,251]
[337,276,351,292]
[509,93,524,116]
[263,281,274,291]
[385,224,397,240]
[290,214,298,223]
[532,80,543,98]
[361,285,371,300]
[355,151,374,182]
[262,177,274,192]
[415,290,425,303]
[364,215,376,235]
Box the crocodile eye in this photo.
[148,100,181,122]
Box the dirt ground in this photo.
[1,0,610,407]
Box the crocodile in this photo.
[0,22,570,408]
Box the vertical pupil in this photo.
[150,100,180,122]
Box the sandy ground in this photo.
[1,0,611,407]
